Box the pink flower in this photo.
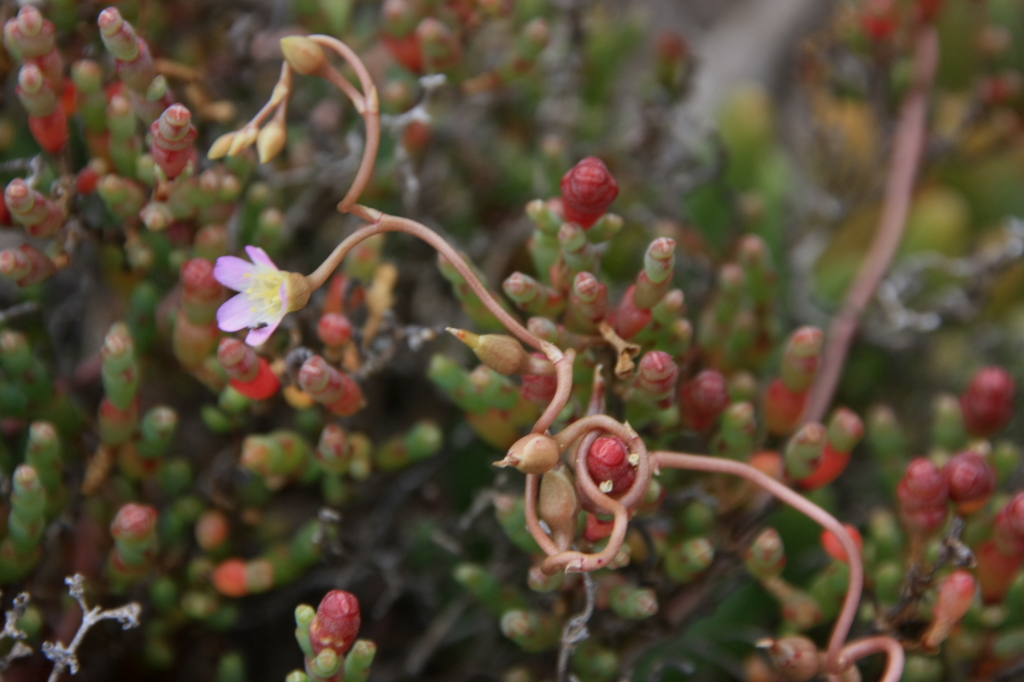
[213,246,310,346]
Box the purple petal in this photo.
[245,246,277,270]
[245,318,280,346]
[213,256,256,291]
[217,294,257,332]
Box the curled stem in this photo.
[838,636,905,682]
[650,451,874,679]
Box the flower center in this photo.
[243,267,286,322]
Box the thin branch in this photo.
[42,575,141,682]
[803,27,939,424]
[557,572,596,682]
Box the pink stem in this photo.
[309,207,573,435]
[837,636,905,682]
[803,27,939,425]
[309,35,381,214]
[651,451,867,678]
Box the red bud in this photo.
[559,157,618,228]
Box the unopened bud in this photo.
[280,36,327,75]
[538,463,579,551]
[257,120,286,163]
[758,636,819,682]
[495,433,560,475]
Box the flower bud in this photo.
[538,463,579,551]
[208,132,235,160]
[257,120,286,164]
[759,636,819,682]
[447,328,551,376]
[943,451,996,515]
[559,157,619,228]
[280,36,327,75]
[961,366,1015,437]
[494,433,560,475]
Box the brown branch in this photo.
[803,27,939,424]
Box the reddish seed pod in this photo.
[961,366,1015,437]
[585,436,636,496]
[679,370,729,431]
[309,590,361,655]
[559,157,619,228]
[943,452,997,516]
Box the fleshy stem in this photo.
[803,27,938,424]
[650,452,893,680]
